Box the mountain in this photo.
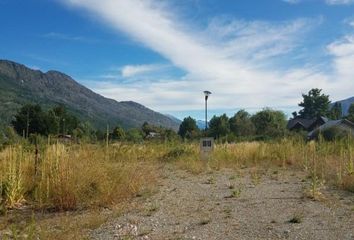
[196,120,207,130]
[331,97,354,116]
[164,114,182,126]
[0,60,180,130]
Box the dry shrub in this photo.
[0,143,159,211]
[342,175,354,192]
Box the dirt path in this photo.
[91,166,354,240]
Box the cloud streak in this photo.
[283,0,354,4]
[121,64,168,78]
[42,32,99,43]
[326,0,354,5]
[61,0,353,115]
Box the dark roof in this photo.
[308,119,354,138]
[287,116,329,131]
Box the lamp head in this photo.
[204,90,211,100]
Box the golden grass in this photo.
[1,139,354,210]
[0,143,162,211]
[165,138,354,194]
[1,137,354,238]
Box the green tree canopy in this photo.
[329,102,342,120]
[178,117,199,139]
[298,88,331,119]
[208,114,230,139]
[12,104,48,137]
[51,106,79,135]
[229,110,255,137]
[11,104,80,137]
[125,129,144,143]
[251,109,286,138]
[347,103,354,123]
[111,125,126,140]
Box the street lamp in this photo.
[203,90,211,131]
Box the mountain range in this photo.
[332,97,354,116]
[0,60,180,130]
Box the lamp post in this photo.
[203,91,211,131]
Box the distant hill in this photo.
[196,120,207,130]
[0,60,180,130]
[331,97,354,116]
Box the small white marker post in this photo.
[200,137,214,169]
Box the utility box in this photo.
[200,137,214,161]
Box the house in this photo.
[308,119,354,140]
[57,134,73,143]
[146,132,161,139]
[287,116,328,132]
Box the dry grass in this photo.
[0,143,161,211]
[165,138,354,195]
[1,137,354,238]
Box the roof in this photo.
[287,116,329,131]
[308,119,354,137]
[287,117,314,130]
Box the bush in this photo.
[126,129,144,143]
[321,127,350,141]
[161,146,193,162]
[0,127,21,147]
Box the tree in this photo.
[12,104,48,136]
[73,122,96,141]
[0,126,20,146]
[51,106,79,135]
[11,104,80,137]
[298,88,331,119]
[329,102,342,120]
[229,110,255,137]
[347,103,354,123]
[251,109,286,138]
[111,125,126,140]
[178,117,199,139]
[208,114,230,139]
[126,129,144,143]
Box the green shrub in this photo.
[321,127,350,141]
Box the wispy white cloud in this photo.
[121,64,168,78]
[344,17,354,27]
[327,35,354,79]
[283,0,354,5]
[326,0,354,5]
[282,0,301,4]
[42,32,99,43]
[61,0,353,114]
[205,17,321,62]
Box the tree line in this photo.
[178,88,354,141]
[2,88,354,145]
[0,104,180,145]
[178,108,287,142]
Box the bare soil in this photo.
[91,166,354,240]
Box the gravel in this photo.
[90,166,354,240]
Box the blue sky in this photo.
[1,0,354,120]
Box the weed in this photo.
[198,218,211,225]
[229,175,237,180]
[223,207,232,219]
[288,214,303,224]
[145,203,159,216]
[205,177,216,185]
[225,189,242,199]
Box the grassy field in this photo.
[0,137,354,238]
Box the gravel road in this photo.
[91,166,354,240]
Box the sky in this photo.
[1,0,354,120]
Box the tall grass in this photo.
[1,137,354,212]
[0,142,166,211]
[160,137,354,193]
